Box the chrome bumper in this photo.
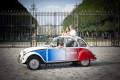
[18,54,21,63]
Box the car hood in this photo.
[23,47,47,53]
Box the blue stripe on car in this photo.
[32,49,47,62]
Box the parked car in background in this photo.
[18,36,96,70]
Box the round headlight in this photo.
[23,51,27,56]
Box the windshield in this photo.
[45,38,53,45]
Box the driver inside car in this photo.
[57,41,64,48]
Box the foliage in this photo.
[0,0,37,40]
[62,0,120,32]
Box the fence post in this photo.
[54,12,57,35]
[77,13,80,36]
[35,13,37,47]
[31,24,35,47]
[118,15,120,46]
[95,15,99,47]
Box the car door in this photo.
[47,37,65,62]
[65,37,79,61]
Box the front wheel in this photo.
[79,60,90,67]
[27,57,41,70]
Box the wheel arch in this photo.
[25,54,45,64]
[77,48,95,61]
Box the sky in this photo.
[18,0,83,12]
[18,0,83,26]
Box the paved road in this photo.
[0,47,120,80]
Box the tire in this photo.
[27,57,41,70]
[79,60,90,67]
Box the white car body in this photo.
[18,36,96,70]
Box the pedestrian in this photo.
[69,24,77,36]
[65,27,70,36]
[62,29,66,36]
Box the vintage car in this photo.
[18,36,96,70]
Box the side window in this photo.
[77,39,87,47]
[66,38,78,47]
[51,38,64,47]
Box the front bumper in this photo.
[18,54,22,63]
[18,50,25,63]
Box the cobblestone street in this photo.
[0,47,120,80]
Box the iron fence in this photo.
[0,11,119,47]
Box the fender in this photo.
[21,52,46,63]
[77,48,95,60]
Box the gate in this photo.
[36,12,70,46]
[0,11,119,47]
[76,14,120,47]
[0,12,34,47]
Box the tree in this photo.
[62,0,120,33]
[0,0,37,41]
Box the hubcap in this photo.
[29,59,39,69]
[81,60,89,66]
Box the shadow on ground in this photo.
[24,61,120,70]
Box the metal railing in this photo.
[0,11,119,47]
